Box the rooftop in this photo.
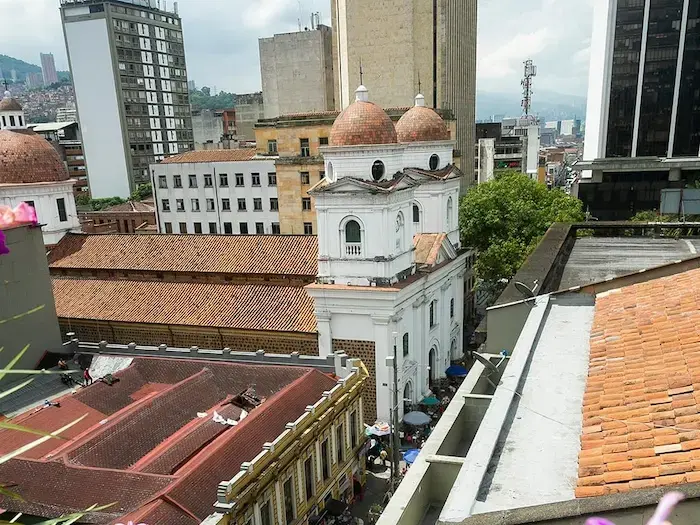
[0,355,336,523]
[159,148,259,163]
[48,233,318,278]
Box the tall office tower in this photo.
[259,23,335,118]
[579,0,700,219]
[40,53,59,85]
[60,0,194,198]
[331,0,477,186]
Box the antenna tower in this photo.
[521,59,537,116]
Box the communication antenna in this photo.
[521,59,537,116]
[298,0,303,31]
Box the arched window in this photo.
[344,219,362,256]
[371,160,385,181]
[327,161,334,181]
[403,333,409,356]
[18,115,23,127]
[429,154,439,170]
[446,197,453,230]
[412,204,420,223]
[9,115,15,127]
[395,212,404,251]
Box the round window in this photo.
[429,154,440,170]
[371,160,385,181]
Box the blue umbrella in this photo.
[445,364,468,377]
[403,448,421,465]
[403,411,431,426]
[420,395,440,406]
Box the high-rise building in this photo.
[578,0,700,219]
[60,0,194,198]
[259,24,335,118]
[331,0,477,186]
[40,52,59,85]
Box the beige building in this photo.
[235,93,265,142]
[331,0,477,185]
[259,25,335,118]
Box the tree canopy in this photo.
[189,87,235,111]
[459,170,584,287]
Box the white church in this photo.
[306,85,472,422]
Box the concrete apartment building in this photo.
[60,0,195,199]
[234,92,264,142]
[331,0,477,186]
[259,24,335,118]
[40,52,58,85]
[577,0,700,219]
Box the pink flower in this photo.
[13,202,37,225]
[0,205,13,228]
[585,491,684,525]
[0,230,9,256]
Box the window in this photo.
[256,222,264,234]
[267,139,277,154]
[260,501,272,525]
[319,170,326,180]
[345,220,361,243]
[237,198,247,211]
[321,439,330,480]
[283,477,295,525]
[191,198,200,211]
[204,174,213,187]
[179,222,187,233]
[350,411,358,448]
[239,222,249,234]
[371,160,385,181]
[302,198,311,210]
[56,198,67,222]
[304,222,313,235]
[9,116,15,127]
[446,197,453,230]
[176,199,184,211]
[224,222,233,234]
[429,300,436,328]
[174,175,182,188]
[209,222,217,234]
[412,204,420,223]
[251,173,260,186]
[429,154,440,170]
[403,333,409,357]
[270,198,279,211]
[450,298,455,319]
[222,198,231,211]
[301,172,310,184]
[24,200,34,210]
[395,212,404,251]
[268,173,277,186]
[188,174,197,187]
[235,173,244,186]
[304,456,314,501]
[206,198,215,211]
[300,138,310,157]
[193,222,202,234]
[162,199,171,212]
[336,423,344,463]
[319,136,329,145]
[219,173,228,187]
[253,198,262,211]
[158,175,167,188]
[271,222,281,234]
[164,222,173,233]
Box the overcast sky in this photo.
[0,0,593,97]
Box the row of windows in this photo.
[161,197,280,212]
[265,137,328,156]
[162,221,314,235]
[158,172,277,189]
[23,199,67,223]
[110,4,181,26]
[0,114,23,128]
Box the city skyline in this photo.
[1,0,594,98]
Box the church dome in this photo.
[330,85,398,147]
[0,97,22,112]
[396,94,450,142]
[0,129,70,184]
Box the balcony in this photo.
[345,243,362,257]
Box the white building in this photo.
[60,0,194,198]
[0,91,80,245]
[306,86,472,422]
[151,149,279,235]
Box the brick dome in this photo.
[0,97,22,112]
[396,94,450,143]
[330,85,398,147]
[0,129,70,184]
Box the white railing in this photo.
[345,243,362,257]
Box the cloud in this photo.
[478,28,552,80]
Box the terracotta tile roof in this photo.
[0,97,23,111]
[396,105,450,142]
[48,233,318,277]
[52,277,317,333]
[414,233,446,265]
[0,129,71,184]
[160,148,258,163]
[330,100,398,146]
[576,267,700,497]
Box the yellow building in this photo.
[255,110,458,235]
[210,359,369,525]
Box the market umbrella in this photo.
[402,448,421,465]
[403,411,431,426]
[419,395,440,406]
[364,421,392,437]
[445,364,468,377]
[325,499,348,517]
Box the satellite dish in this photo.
[514,281,535,299]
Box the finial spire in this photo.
[418,72,422,95]
[359,57,364,86]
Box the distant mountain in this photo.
[0,55,41,82]
[477,90,587,123]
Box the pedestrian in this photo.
[83,368,93,386]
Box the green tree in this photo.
[130,183,152,202]
[89,197,126,211]
[74,192,91,207]
[459,170,584,287]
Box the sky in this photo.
[0,0,594,97]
